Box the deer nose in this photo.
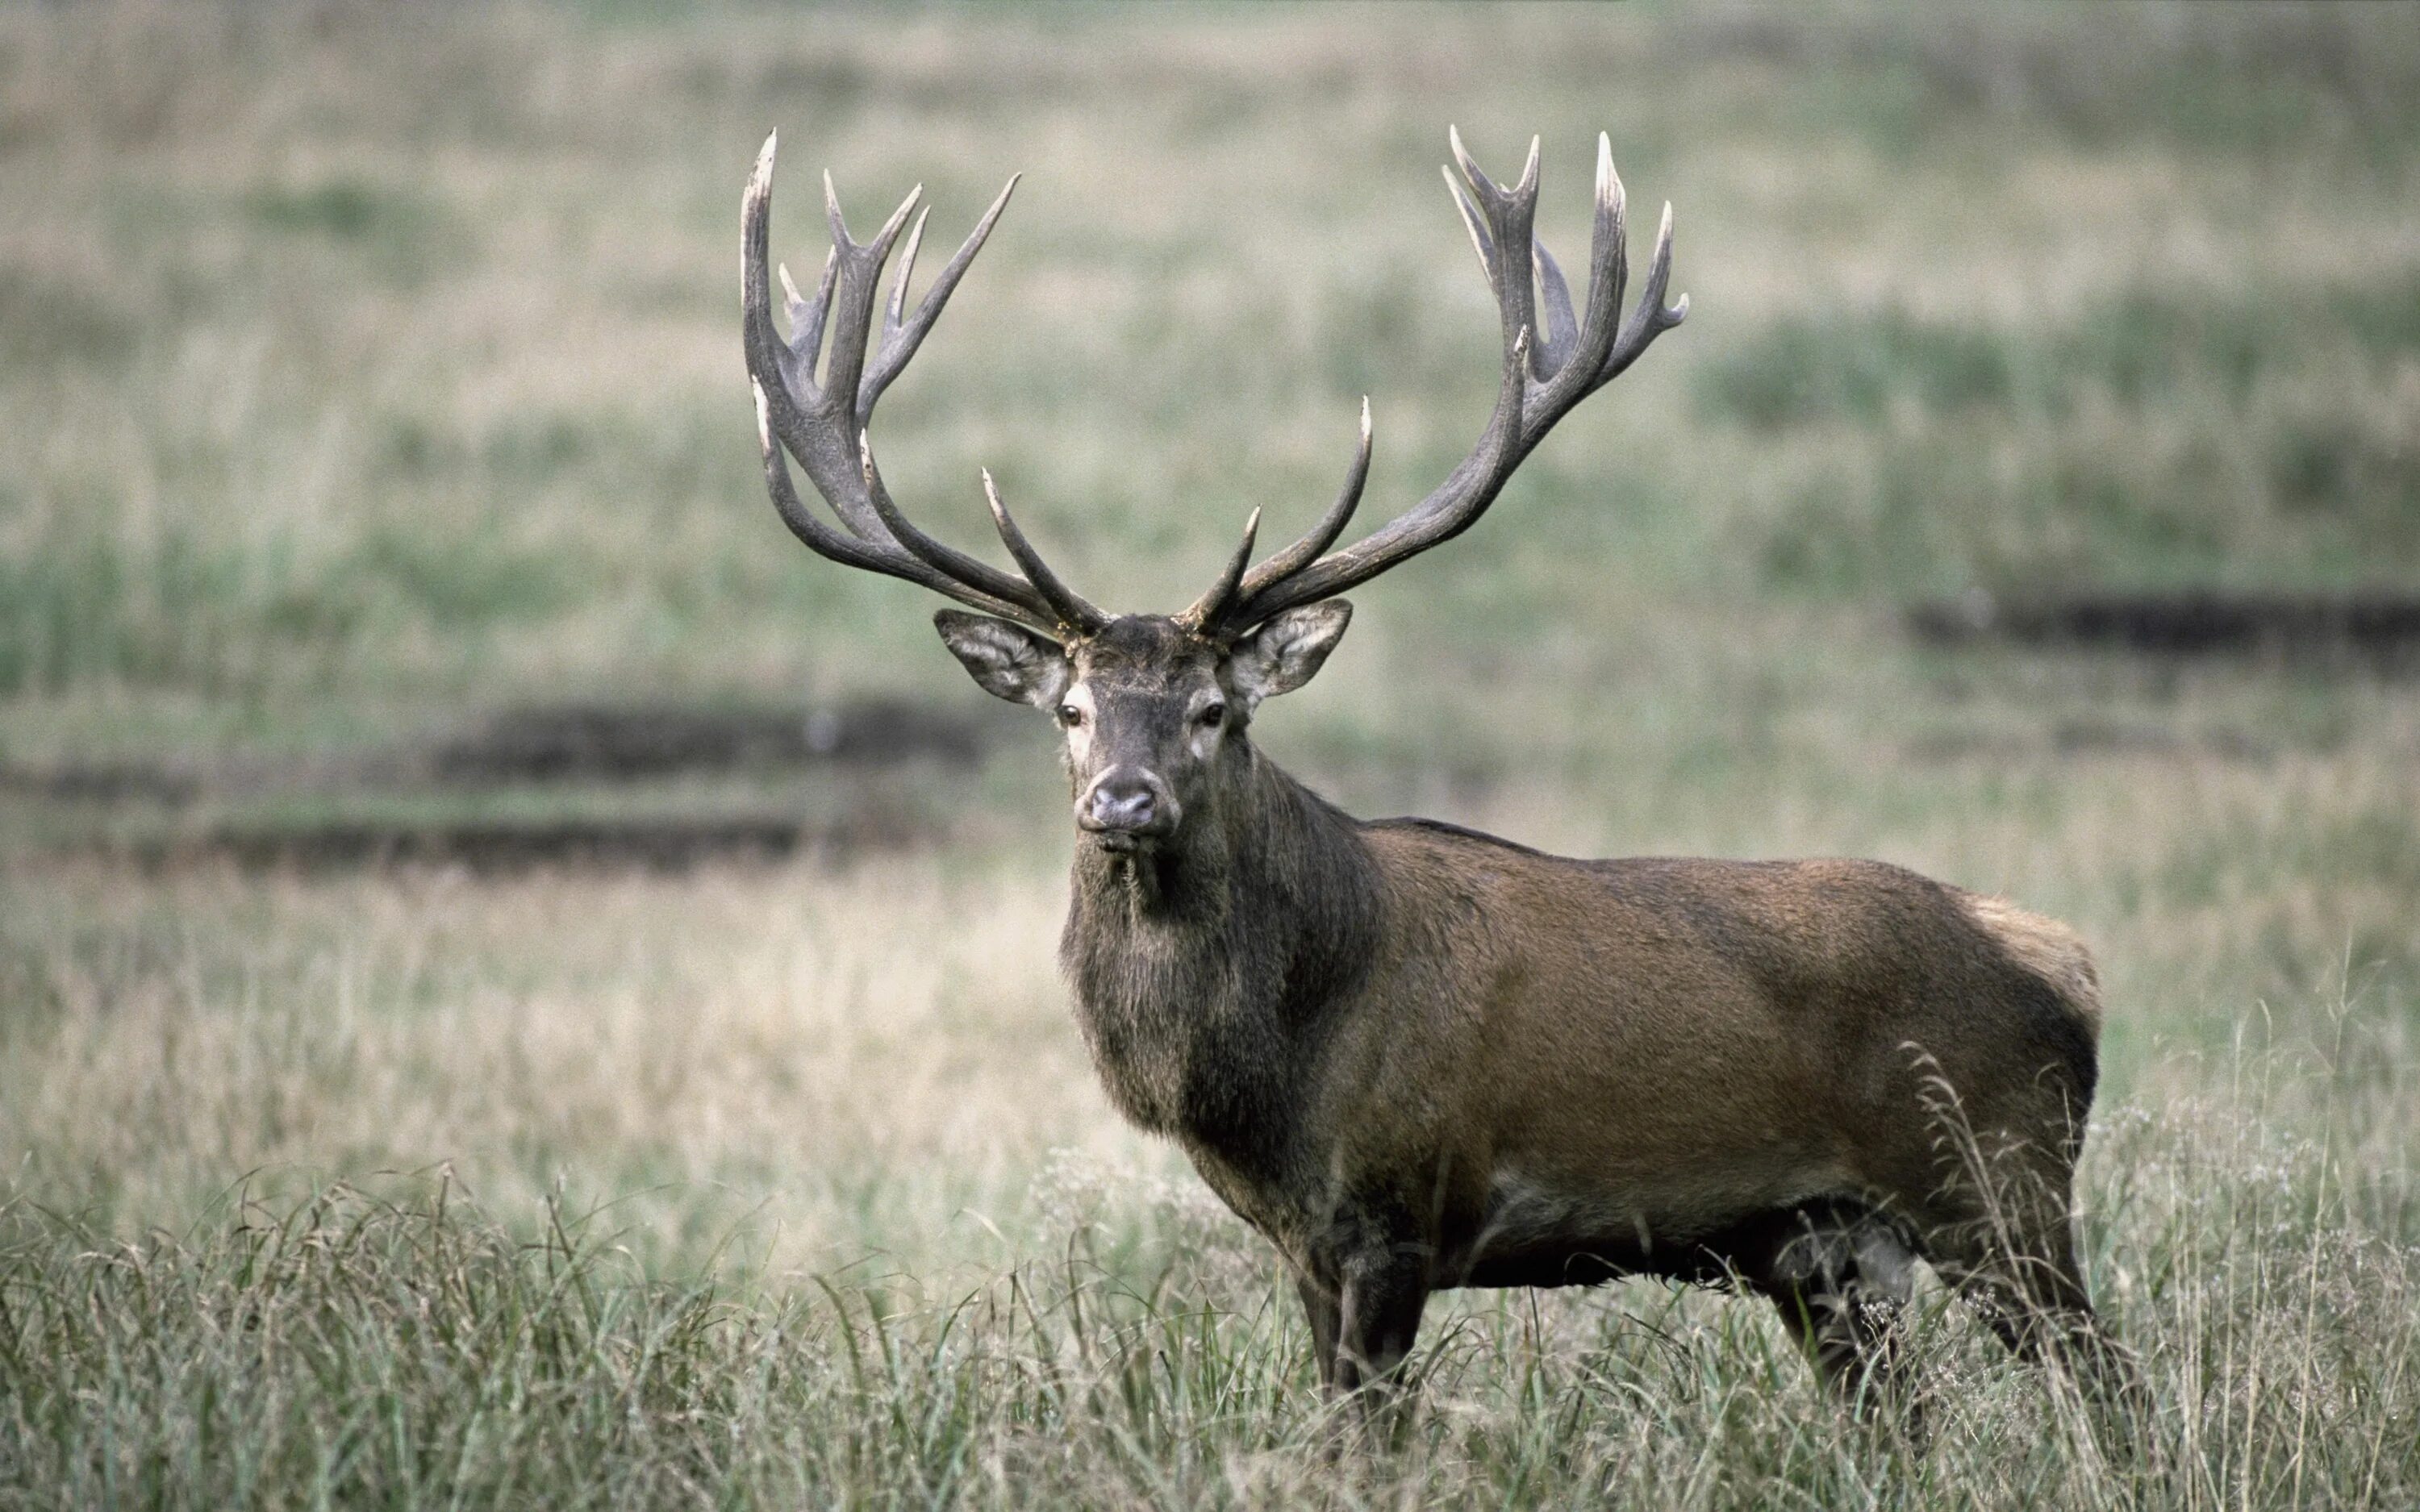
[1079,770,1175,836]
[1091,786,1154,828]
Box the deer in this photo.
[739,127,2138,1424]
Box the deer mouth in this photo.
[1085,827,1166,856]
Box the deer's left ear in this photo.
[934,610,1072,708]
[1226,600,1352,710]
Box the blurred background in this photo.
[2,2,2415,1259]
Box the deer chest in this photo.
[1066,947,1307,1187]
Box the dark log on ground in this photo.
[116,812,937,875]
[1908,590,2420,663]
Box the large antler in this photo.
[1191,129,1686,636]
[742,133,1108,636]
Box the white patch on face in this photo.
[1058,681,1097,765]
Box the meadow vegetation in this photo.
[2,3,2417,1506]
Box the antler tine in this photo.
[1443,165,1494,282]
[1532,240,1579,375]
[1233,327,1532,625]
[864,174,1020,415]
[776,248,838,402]
[1235,398,1372,607]
[745,133,1097,636]
[1181,508,1262,631]
[874,182,923,255]
[1554,132,1630,405]
[807,177,899,441]
[1225,128,1684,631]
[983,471,1110,634]
[1600,199,1688,385]
[857,432,1061,610]
[1445,127,1541,381]
[750,383,1054,631]
[1446,124,1500,204]
[884,206,929,335]
[822,169,849,248]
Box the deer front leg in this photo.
[1334,1246,1432,1400]
[1296,1243,1430,1402]
[1294,1269,1344,1392]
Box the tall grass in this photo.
[2,1069,2412,1508]
[1,848,2414,1505]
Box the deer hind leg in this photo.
[1748,1200,1924,1427]
[1942,1216,2145,1415]
[1926,1166,2146,1417]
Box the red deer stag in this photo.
[740,128,2134,1418]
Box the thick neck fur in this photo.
[1061,737,1382,1184]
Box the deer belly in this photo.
[1451,1164,1850,1289]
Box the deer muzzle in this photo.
[1078,768,1179,850]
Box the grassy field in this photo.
[3,3,2419,1506]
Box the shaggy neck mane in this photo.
[1059,736,1382,1161]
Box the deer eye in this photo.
[1057,703,1084,728]
[1197,702,1225,729]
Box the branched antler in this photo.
[744,129,1679,644]
[1202,128,1686,635]
[742,133,1107,635]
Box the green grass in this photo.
[1698,271,2420,594]
[2,2,2418,1506]
[2,1064,2413,1509]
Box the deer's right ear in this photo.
[933,610,1072,708]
